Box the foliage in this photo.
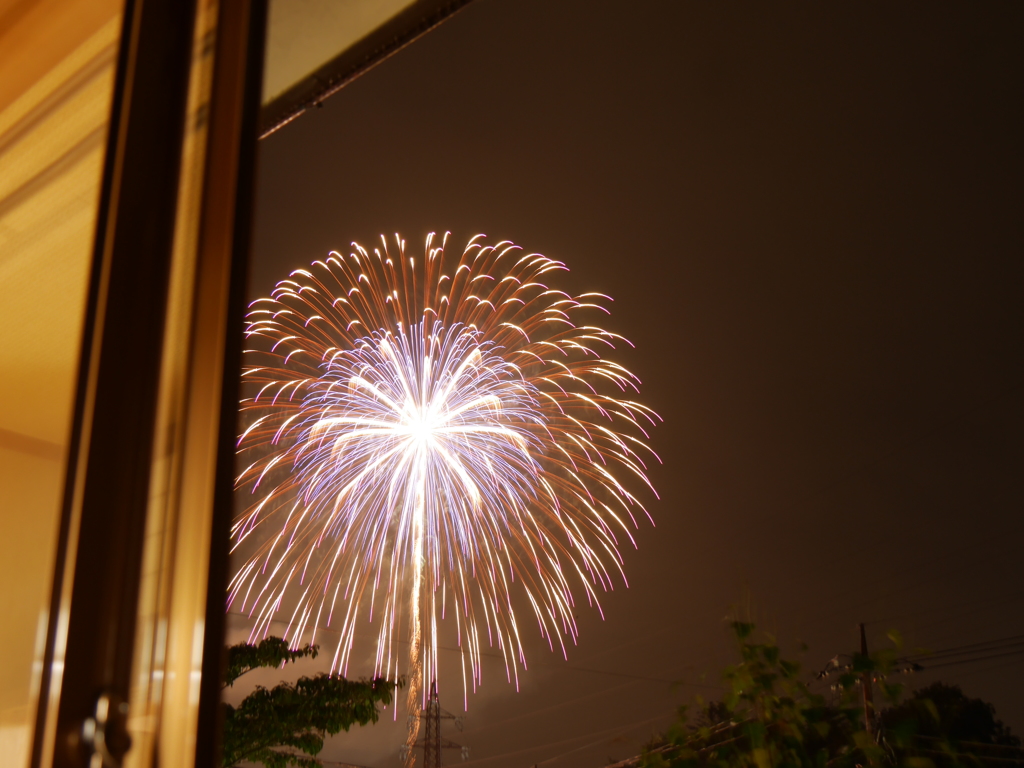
[638,620,903,768]
[881,682,1021,768]
[225,637,320,687]
[883,682,1020,747]
[222,637,400,768]
[637,620,1024,768]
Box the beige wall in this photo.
[0,4,122,765]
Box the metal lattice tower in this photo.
[423,683,441,768]
[402,681,469,768]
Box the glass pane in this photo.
[262,0,416,103]
[0,4,124,766]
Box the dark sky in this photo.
[243,2,1024,766]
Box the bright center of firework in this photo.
[406,403,436,444]
[295,322,538,518]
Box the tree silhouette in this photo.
[882,681,1021,767]
[222,637,400,768]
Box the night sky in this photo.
[238,2,1024,767]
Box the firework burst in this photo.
[230,232,659,713]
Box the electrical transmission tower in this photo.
[401,681,469,768]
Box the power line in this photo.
[900,634,1024,662]
[909,747,1024,765]
[814,634,1024,671]
[455,712,673,768]
[949,653,1024,684]
[916,648,1024,672]
[227,608,722,689]
[915,736,1024,754]
[465,678,642,735]
[556,662,724,690]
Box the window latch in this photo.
[82,691,131,768]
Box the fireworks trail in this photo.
[230,233,659,750]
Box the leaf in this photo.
[779,660,799,679]
[225,638,319,687]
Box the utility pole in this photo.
[401,681,469,768]
[860,623,875,739]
